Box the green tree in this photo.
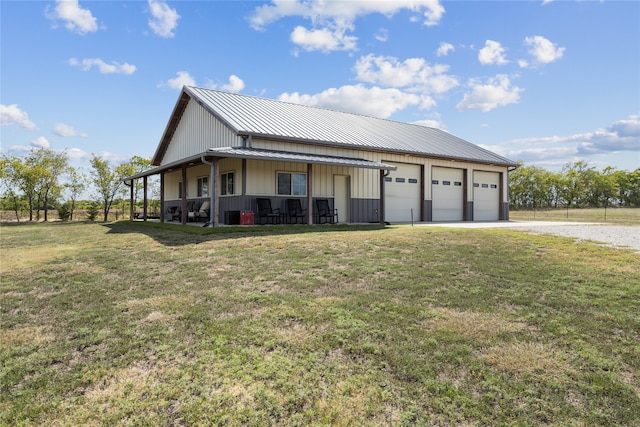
[89,155,129,221]
[65,167,86,221]
[33,149,69,221]
[2,154,37,220]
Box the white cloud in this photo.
[478,40,509,65]
[0,104,37,130]
[165,71,196,90]
[279,84,421,119]
[492,115,640,164]
[53,122,88,137]
[164,72,245,92]
[66,147,90,160]
[354,54,458,94]
[291,25,357,52]
[413,118,445,129]
[148,0,180,38]
[31,136,50,149]
[457,74,523,112]
[69,58,136,75]
[523,35,565,65]
[46,0,98,35]
[219,75,245,93]
[375,28,389,43]
[249,0,445,52]
[436,42,454,57]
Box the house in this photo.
[124,86,518,225]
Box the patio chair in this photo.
[256,198,281,224]
[167,206,180,221]
[195,200,210,222]
[286,198,307,224]
[316,199,338,224]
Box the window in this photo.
[473,183,480,188]
[395,178,405,183]
[277,172,306,196]
[454,181,462,186]
[490,184,498,189]
[408,178,418,184]
[385,177,393,182]
[443,180,451,186]
[482,183,489,188]
[197,176,208,197]
[221,172,234,195]
[432,180,439,185]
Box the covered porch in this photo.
[123,147,396,226]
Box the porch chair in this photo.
[167,206,180,221]
[195,201,210,222]
[316,199,338,224]
[286,199,307,224]
[256,198,281,224]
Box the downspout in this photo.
[379,169,391,225]
[201,156,217,227]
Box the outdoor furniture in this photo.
[167,206,180,221]
[256,198,281,224]
[316,199,338,224]
[286,198,307,224]
[195,201,210,222]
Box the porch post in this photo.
[129,180,134,220]
[211,159,219,226]
[379,169,385,224]
[181,164,187,224]
[143,176,148,221]
[160,172,165,223]
[307,163,313,225]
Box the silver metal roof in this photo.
[184,86,518,167]
[208,147,397,170]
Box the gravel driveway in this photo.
[416,221,640,254]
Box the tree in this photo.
[2,154,37,220]
[558,161,593,207]
[33,149,68,221]
[65,167,86,221]
[89,155,129,221]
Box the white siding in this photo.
[162,100,242,165]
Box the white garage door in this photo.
[385,163,421,222]
[432,167,464,221]
[474,171,500,221]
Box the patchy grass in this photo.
[510,207,640,224]
[1,221,639,426]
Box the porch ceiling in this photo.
[123,147,396,183]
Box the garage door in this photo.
[473,171,500,221]
[432,167,464,221]
[384,163,421,222]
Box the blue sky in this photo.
[1,0,639,173]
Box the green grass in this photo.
[1,221,639,426]
[509,207,640,224]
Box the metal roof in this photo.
[125,147,396,182]
[208,147,396,170]
[182,86,518,167]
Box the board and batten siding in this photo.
[161,100,242,166]
[163,159,242,201]
[251,138,510,204]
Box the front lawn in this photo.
[1,222,638,426]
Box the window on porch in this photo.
[197,176,208,197]
[277,172,306,196]
[221,172,234,195]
